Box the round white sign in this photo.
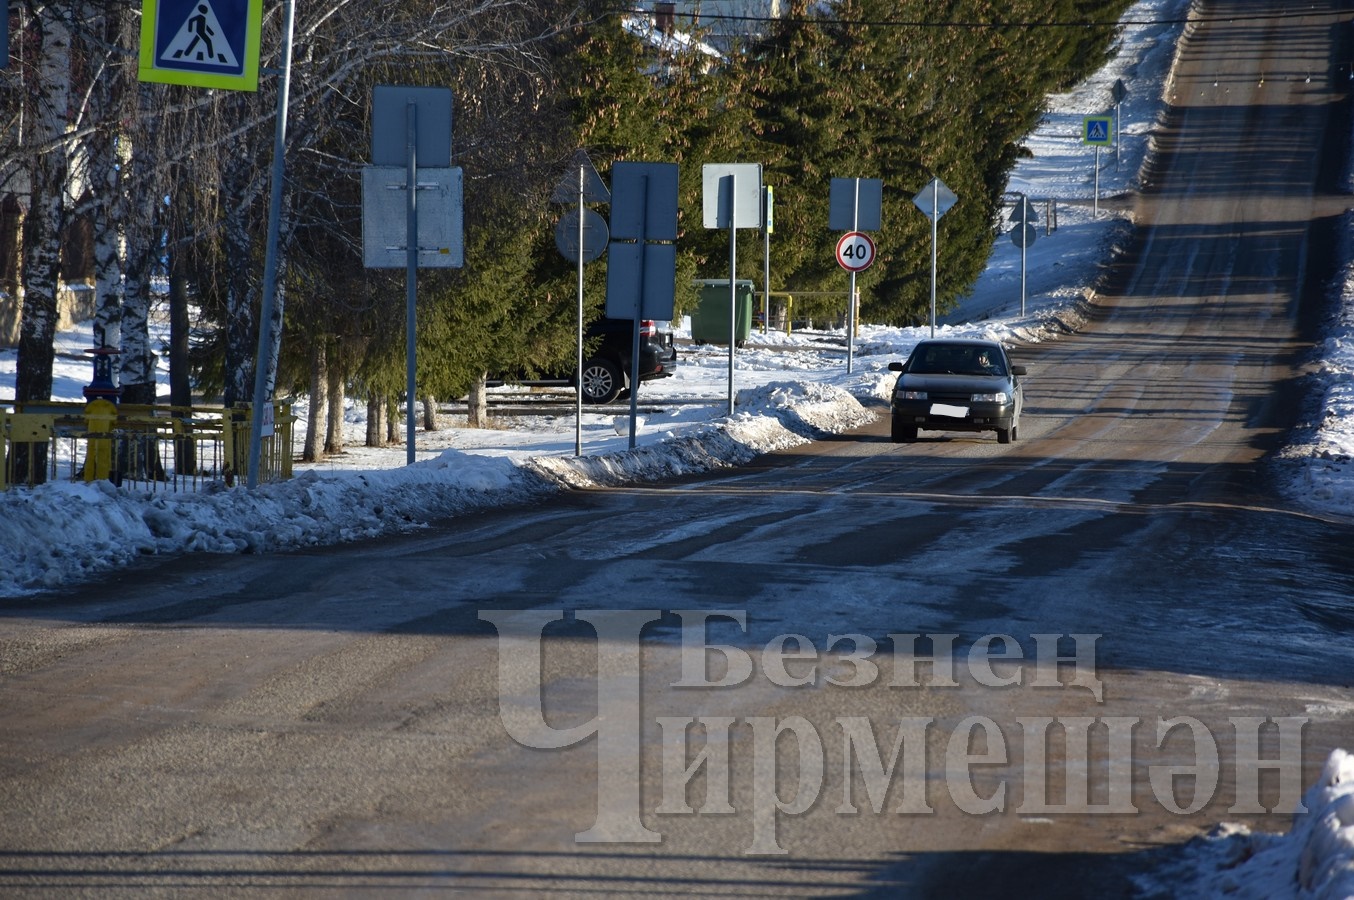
[835,231,876,272]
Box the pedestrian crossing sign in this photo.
[139,0,262,91]
[1082,115,1114,146]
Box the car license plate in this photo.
[931,402,969,418]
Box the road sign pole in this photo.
[405,100,419,466]
[246,0,294,489]
[762,186,771,336]
[1112,79,1128,173]
[1094,145,1101,218]
[847,271,856,373]
[847,183,860,374]
[576,165,585,456]
[930,188,939,338]
[1021,219,1028,317]
[630,175,650,449]
[1115,101,1122,171]
[727,176,737,418]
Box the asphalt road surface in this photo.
[5,2,1354,897]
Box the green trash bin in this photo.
[692,279,754,346]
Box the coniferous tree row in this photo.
[2,0,1132,435]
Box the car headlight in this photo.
[896,390,928,400]
[971,391,1009,403]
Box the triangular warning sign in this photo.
[551,150,610,205]
[160,1,239,68]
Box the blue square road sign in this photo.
[139,0,263,91]
[1082,115,1114,146]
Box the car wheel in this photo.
[891,418,918,443]
[580,358,624,404]
[997,426,1012,444]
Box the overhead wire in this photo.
[603,4,1351,31]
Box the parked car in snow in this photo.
[489,318,677,404]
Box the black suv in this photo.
[491,318,677,404]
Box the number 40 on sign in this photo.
[836,231,876,272]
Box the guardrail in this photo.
[0,400,294,491]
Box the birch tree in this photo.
[7,5,75,481]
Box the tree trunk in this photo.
[91,144,125,395]
[118,230,156,405]
[118,83,162,410]
[386,398,399,444]
[220,147,259,408]
[325,364,345,455]
[302,339,328,462]
[117,216,164,481]
[467,376,489,428]
[13,10,74,483]
[169,253,196,475]
[422,395,436,431]
[220,243,256,407]
[366,393,384,447]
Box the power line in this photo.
[608,5,1352,31]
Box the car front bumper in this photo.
[891,399,1014,433]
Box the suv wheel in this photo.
[580,357,624,404]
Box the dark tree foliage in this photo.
[733,0,1132,324]
[2,0,1137,419]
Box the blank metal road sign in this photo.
[829,177,882,231]
[139,0,262,91]
[912,177,958,220]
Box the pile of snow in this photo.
[1146,749,1354,899]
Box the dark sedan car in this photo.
[487,318,677,404]
[887,338,1026,444]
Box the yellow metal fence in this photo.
[1,401,294,491]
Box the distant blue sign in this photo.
[139,0,262,91]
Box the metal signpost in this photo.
[911,176,958,338]
[242,0,292,488]
[1083,114,1114,217]
[835,231,875,371]
[362,86,461,467]
[138,0,263,91]
[550,150,610,456]
[829,177,882,374]
[1112,78,1128,171]
[608,162,678,448]
[1009,195,1038,317]
[702,163,763,416]
[762,185,774,336]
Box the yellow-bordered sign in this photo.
[139,0,262,91]
[1082,115,1114,146]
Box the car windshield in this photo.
[907,344,1006,376]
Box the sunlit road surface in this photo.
[4,2,1354,897]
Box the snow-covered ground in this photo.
[4,1,1354,894]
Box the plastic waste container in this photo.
[692,279,754,346]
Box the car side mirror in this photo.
[888,361,904,372]
[1011,364,1027,376]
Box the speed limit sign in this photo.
[835,231,876,272]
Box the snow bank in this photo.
[1150,749,1354,900]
